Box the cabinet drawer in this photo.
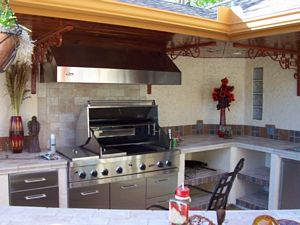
[147,173,177,198]
[146,194,173,210]
[69,184,109,209]
[10,187,59,207]
[10,171,58,192]
[111,178,146,209]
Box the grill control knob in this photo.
[140,163,146,171]
[102,169,109,176]
[166,160,172,167]
[90,170,98,177]
[116,167,123,174]
[157,161,164,168]
[79,172,86,179]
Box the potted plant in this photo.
[0,0,21,72]
[2,0,34,153]
[5,62,30,153]
[0,0,34,71]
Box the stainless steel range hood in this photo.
[41,45,181,85]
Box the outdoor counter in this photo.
[0,206,299,225]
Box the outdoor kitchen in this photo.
[0,0,300,224]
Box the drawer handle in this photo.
[120,184,138,190]
[24,178,46,183]
[80,190,99,196]
[155,178,169,183]
[25,194,47,200]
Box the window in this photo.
[252,67,263,120]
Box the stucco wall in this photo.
[0,57,299,147]
[245,58,300,130]
[148,57,246,126]
[0,74,37,137]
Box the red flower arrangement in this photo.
[212,77,235,137]
[212,77,235,110]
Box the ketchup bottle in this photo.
[169,185,191,225]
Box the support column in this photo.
[178,153,185,186]
[268,154,281,209]
[0,174,9,205]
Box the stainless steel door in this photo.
[146,173,177,198]
[69,183,109,209]
[10,171,58,192]
[10,187,59,207]
[279,158,300,209]
[146,194,173,209]
[111,178,146,209]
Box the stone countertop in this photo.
[179,135,300,160]
[0,135,300,174]
[0,151,67,175]
[0,206,299,225]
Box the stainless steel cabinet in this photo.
[9,170,59,207]
[279,159,300,209]
[146,173,177,198]
[146,172,177,209]
[146,194,173,209]
[69,184,109,209]
[111,178,146,209]
[10,187,59,207]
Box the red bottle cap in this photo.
[175,185,190,198]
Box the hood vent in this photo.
[41,45,181,85]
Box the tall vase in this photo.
[217,108,226,138]
[9,116,24,153]
[219,108,226,126]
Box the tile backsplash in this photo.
[37,83,146,149]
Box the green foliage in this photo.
[5,62,30,115]
[0,0,17,28]
[186,0,221,7]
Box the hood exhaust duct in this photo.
[41,45,181,85]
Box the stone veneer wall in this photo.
[37,83,146,149]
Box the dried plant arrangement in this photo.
[5,62,30,115]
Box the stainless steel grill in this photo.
[58,100,179,188]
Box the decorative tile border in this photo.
[163,122,300,145]
[0,121,299,152]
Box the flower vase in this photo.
[218,108,226,138]
[9,116,24,153]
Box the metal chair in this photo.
[147,158,245,211]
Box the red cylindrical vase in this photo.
[9,116,24,153]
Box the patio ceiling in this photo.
[11,0,300,96]
[16,13,300,58]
